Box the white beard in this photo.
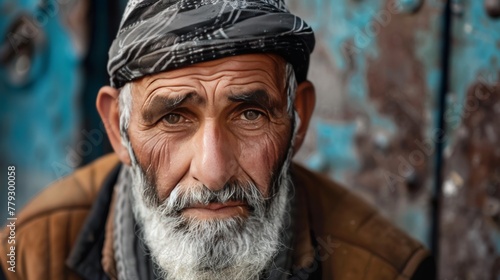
[125,152,293,280]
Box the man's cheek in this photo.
[261,128,291,164]
[133,133,173,168]
[239,131,288,195]
[132,133,186,198]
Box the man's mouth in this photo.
[182,201,250,219]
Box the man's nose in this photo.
[190,121,238,191]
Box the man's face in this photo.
[126,53,293,218]
[118,54,296,279]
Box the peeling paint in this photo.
[288,0,443,248]
[441,82,500,279]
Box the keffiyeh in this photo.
[108,0,315,88]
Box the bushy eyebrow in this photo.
[141,89,281,123]
[141,92,203,123]
[227,89,280,112]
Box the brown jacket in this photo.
[0,154,432,279]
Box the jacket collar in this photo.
[66,163,121,280]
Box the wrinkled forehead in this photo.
[132,53,289,97]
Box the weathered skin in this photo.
[131,54,291,220]
[96,53,316,221]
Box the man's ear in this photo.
[96,86,131,165]
[292,80,316,155]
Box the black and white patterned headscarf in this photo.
[108,0,315,88]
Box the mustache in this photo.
[159,181,267,216]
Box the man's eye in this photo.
[241,110,262,121]
[163,113,183,124]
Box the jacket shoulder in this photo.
[0,154,120,280]
[292,163,430,279]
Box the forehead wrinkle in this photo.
[203,78,224,106]
[230,68,284,93]
[144,76,165,90]
[142,77,194,95]
[139,77,200,112]
[214,71,283,96]
[181,61,284,83]
[171,68,279,86]
[136,56,286,108]
[139,56,285,88]
[231,80,283,99]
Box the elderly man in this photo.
[1,0,435,279]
